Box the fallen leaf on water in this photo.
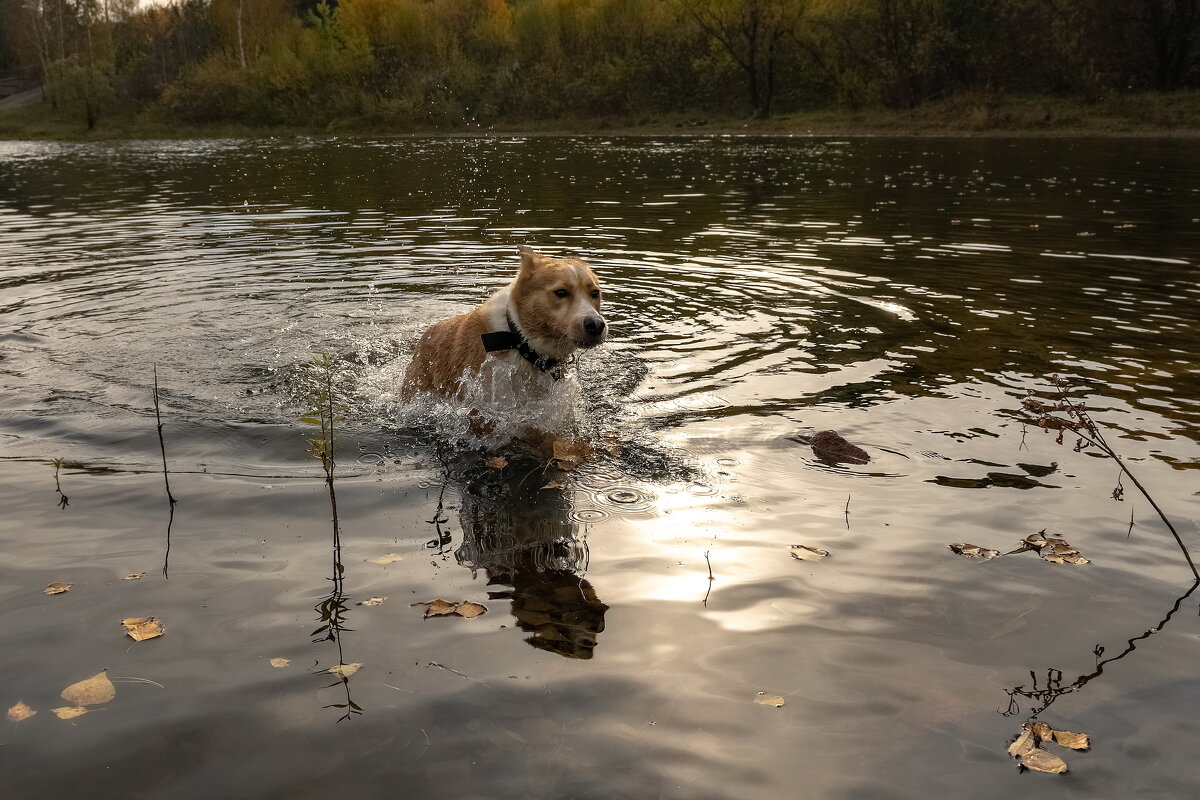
[367,554,404,565]
[60,670,116,707]
[122,616,165,641]
[358,597,386,607]
[551,439,592,471]
[948,543,1000,559]
[1052,729,1090,750]
[269,658,290,668]
[122,573,145,581]
[326,663,362,678]
[411,599,488,619]
[790,545,829,561]
[1019,749,1068,774]
[540,481,563,490]
[7,701,36,722]
[754,692,785,707]
[486,456,507,469]
[44,582,72,595]
[1021,531,1089,565]
[1008,726,1038,758]
[455,601,488,618]
[1030,721,1055,742]
[51,706,89,720]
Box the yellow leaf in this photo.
[1019,748,1068,774]
[269,658,290,668]
[122,573,145,581]
[486,456,507,469]
[60,670,116,707]
[7,701,36,722]
[1030,721,1054,742]
[1051,729,1090,750]
[51,706,89,720]
[551,439,592,471]
[455,602,488,618]
[122,616,164,641]
[947,543,1000,559]
[790,545,829,561]
[367,554,404,565]
[754,692,785,707]
[358,597,386,607]
[326,663,362,678]
[540,481,563,490]
[44,582,72,595]
[1007,726,1038,758]
[412,599,458,618]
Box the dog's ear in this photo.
[518,245,544,273]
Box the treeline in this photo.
[1,0,1198,130]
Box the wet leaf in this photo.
[60,670,115,707]
[455,601,488,618]
[269,658,290,668]
[551,439,592,471]
[1022,532,1089,565]
[122,616,165,641]
[754,692,785,707]
[51,706,89,720]
[948,543,1000,559]
[1052,730,1090,750]
[1008,726,1038,758]
[367,554,404,565]
[1019,749,1068,774]
[540,481,563,490]
[790,545,829,561]
[44,582,72,595]
[487,456,507,469]
[357,597,386,607]
[1030,721,1055,742]
[7,701,36,722]
[122,573,145,581]
[326,663,361,678]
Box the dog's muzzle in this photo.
[581,315,607,347]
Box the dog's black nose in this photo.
[584,316,606,338]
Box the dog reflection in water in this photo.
[454,465,608,659]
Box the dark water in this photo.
[2,136,1199,799]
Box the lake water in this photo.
[2,136,1199,799]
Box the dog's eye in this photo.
[554,289,569,299]
[591,289,601,299]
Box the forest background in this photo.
[1,0,1198,136]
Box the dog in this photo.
[401,246,607,436]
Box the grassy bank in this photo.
[3,91,1200,141]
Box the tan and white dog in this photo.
[401,246,606,435]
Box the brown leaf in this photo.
[357,597,386,607]
[367,554,404,565]
[551,439,592,471]
[948,543,1000,559]
[412,599,458,618]
[51,706,89,720]
[1051,729,1090,750]
[1022,532,1088,565]
[60,670,116,707]
[122,616,164,641]
[1029,721,1054,742]
[326,663,361,678]
[486,456,507,469]
[7,701,36,722]
[455,601,488,618]
[1008,726,1038,759]
[44,582,72,595]
[540,481,563,490]
[790,545,829,561]
[754,692,785,707]
[269,658,290,668]
[1019,749,1068,774]
[122,573,145,581]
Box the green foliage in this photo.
[46,56,116,130]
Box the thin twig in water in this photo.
[1127,503,1136,540]
[111,676,166,689]
[52,457,69,509]
[426,661,488,686]
[844,493,851,530]
[703,549,714,607]
[153,366,177,578]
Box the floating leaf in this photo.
[7,701,36,722]
[948,543,1000,559]
[122,616,165,641]
[44,582,72,595]
[269,658,290,668]
[790,545,829,561]
[51,706,89,720]
[551,439,592,471]
[486,456,507,469]
[367,554,404,565]
[1052,730,1090,750]
[326,663,362,678]
[122,573,145,581]
[754,692,785,707]
[540,481,563,490]
[1008,720,1087,773]
[1022,531,1089,565]
[60,670,116,707]
[1019,749,1068,774]
[455,602,488,618]
[1008,726,1038,758]
[411,599,488,619]
[358,597,386,607]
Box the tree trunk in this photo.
[236,0,247,69]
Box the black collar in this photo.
[480,312,563,378]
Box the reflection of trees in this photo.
[454,464,609,660]
[1002,579,1199,717]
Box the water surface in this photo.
[2,136,1199,799]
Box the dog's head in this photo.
[510,246,607,352]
